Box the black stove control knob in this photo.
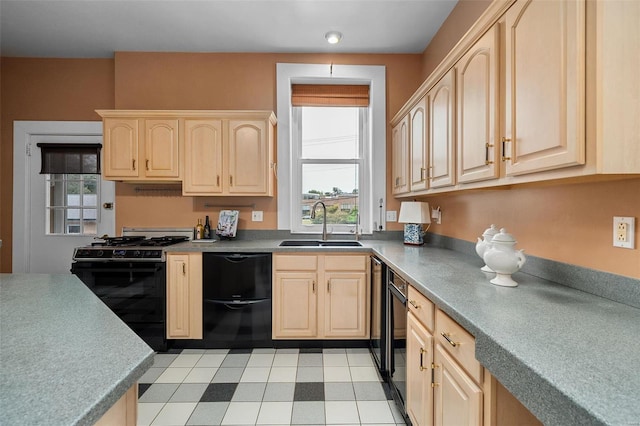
[96,250,104,258]
[133,250,142,258]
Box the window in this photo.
[37,143,102,236]
[45,174,99,235]
[291,106,367,234]
[276,63,387,234]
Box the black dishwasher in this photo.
[202,252,272,348]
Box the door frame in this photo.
[12,121,110,273]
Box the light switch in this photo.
[251,211,263,222]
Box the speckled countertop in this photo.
[0,273,154,426]
[169,238,640,425]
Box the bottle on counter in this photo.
[195,219,204,240]
[203,215,211,239]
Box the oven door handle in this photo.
[388,283,407,304]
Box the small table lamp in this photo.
[398,201,431,245]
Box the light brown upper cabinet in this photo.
[98,110,276,196]
[428,69,456,189]
[502,0,585,176]
[456,26,499,184]
[410,97,429,192]
[392,114,410,195]
[182,114,276,196]
[102,117,180,181]
[391,0,639,198]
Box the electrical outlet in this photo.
[386,211,397,222]
[251,211,263,222]
[613,216,635,249]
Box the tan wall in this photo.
[0,58,115,272]
[421,0,493,79]
[112,52,421,233]
[0,53,421,272]
[410,0,639,279]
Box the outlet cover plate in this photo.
[386,211,397,222]
[251,211,263,222]
[613,216,635,249]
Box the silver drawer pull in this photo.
[441,332,458,347]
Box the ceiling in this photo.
[0,0,458,58]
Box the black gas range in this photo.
[73,235,190,262]
[71,228,193,351]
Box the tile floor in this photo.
[137,347,407,425]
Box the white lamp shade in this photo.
[398,201,431,224]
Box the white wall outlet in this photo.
[251,211,263,222]
[431,207,442,224]
[613,216,635,249]
[386,210,397,222]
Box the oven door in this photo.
[71,261,167,351]
[388,270,408,415]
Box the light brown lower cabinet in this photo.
[94,383,137,426]
[272,253,369,339]
[406,285,541,426]
[166,252,203,339]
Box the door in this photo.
[183,119,223,195]
[392,115,410,195]
[429,69,456,188]
[457,26,499,184]
[503,0,585,175]
[166,253,203,339]
[433,344,482,426]
[410,97,428,192]
[323,271,368,338]
[13,121,115,274]
[273,271,317,338]
[228,120,268,194]
[407,312,434,426]
[144,119,180,178]
[103,118,139,178]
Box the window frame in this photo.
[45,173,100,236]
[276,63,387,234]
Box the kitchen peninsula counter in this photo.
[0,273,154,425]
[169,238,640,425]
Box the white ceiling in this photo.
[0,0,458,58]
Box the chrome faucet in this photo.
[310,201,328,241]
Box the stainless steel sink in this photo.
[279,240,362,247]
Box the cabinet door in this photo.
[392,115,410,195]
[429,69,456,188]
[323,272,368,338]
[273,272,317,338]
[103,118,139,178]
[433,344,482,426]
[144,119,180,178]
[166,253,203,339]
[183,119,223,195]
[457,26,499,184]
[503,0,585,175]
[410,97,429,192]
[228,120,269,194]
[407,313,434,426]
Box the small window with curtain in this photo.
[37,143,102,235]
[291,84,370,234]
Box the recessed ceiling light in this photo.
[325,31,343,45]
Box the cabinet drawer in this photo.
[324,255,367,271]
[407,286,435,332]
[435,309,482,383]
[274,255,317,271]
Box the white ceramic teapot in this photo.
[475,224,499,272]
[483,228,526,287]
